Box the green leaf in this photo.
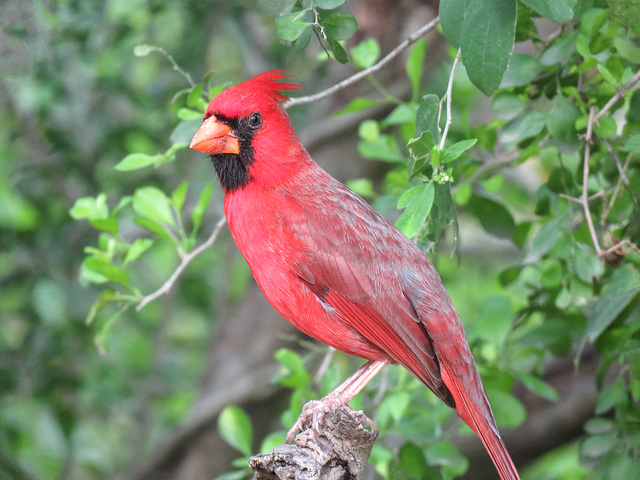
[115,153,160,171]
[540,31,578,66]
[573,247,604,283]
[260,432,287,455]
[580,433,617,459]
[586,265,640,342]
[460,0,517,96]
[593,114,617,138]
[133,44,159,57]
[191,183,213,238]
[177,108,204,120]
[614,35,640,64]
[407,131,436,178]
[187,84,203,109]
[84,258,131,289]
[474,295,513,347]
[90,218,119,234]
[545,96,581,146]
[517,371,560,402]
[407,130,436,160]
[70,193,109,221]
[441,139,477,164]
[218,405,253,457]
[486,389,526,427]
[467,195,515,239]
[396,183,435,238]
[399,442,429,478]
[214,470,252,480]
[350,38,380,69]
[123,238,154,266]
[521,0,576,24]
[620,134,640,154]
[500,111,546,148]
[274,348,311,388]
[335,97,380,116]
[427,182,459,250]
[406,39,427,100]
[597,64,617,85]
[415,94,441,142]
[94,305,129,354]
[134,217,174,242]
[525,215,565,262]
[276,9,313,42]
[425,441,468,470]
[315,0,346,8]
[378,391,410,427]
[358,135,404,163]
[294,25,313,51]
[500,54,543,88]
[133,186,175,226]
[322,12,358,41]
[346,178,374,197]
[383,103,418,126]
[328,38,348,64]
[439,0,465,48]
[359,119,379,142]
[172,181,188,213]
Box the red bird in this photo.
[190,71,520,480]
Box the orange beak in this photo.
[190,115,240,155]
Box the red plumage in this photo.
[190,71,520,480]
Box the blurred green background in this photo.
[2,1,639,480]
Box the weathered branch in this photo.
[581,106,602,257]
[593,68,640,123]
[439,49,461,150]
[250,407,377,480]
[283,17,440,109]
[136,216,227,311]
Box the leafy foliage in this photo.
[2,0,639,479]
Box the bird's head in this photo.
[190,70,302,192]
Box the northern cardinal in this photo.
[190,70,520,480]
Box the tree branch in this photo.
[283,17,440,109]
[593,68,640,123]
[250,407,377,480]
[439,48,461,150]
[581,106,602,257]
[136,216,227,311]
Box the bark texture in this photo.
[250,407,377,480]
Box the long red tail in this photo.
[441,366,520,480]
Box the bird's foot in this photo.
[286,393,375,443]
[286,396,343,443]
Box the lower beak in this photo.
[190,115,240,155]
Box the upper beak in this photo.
[190,115,240,155]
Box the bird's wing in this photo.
[287,188,454,407]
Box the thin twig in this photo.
[581,106,602,257]
[593,68,640,123]
[313,347,336,384]
[136,216,227,311]
[283,17,440,109]
[155,46,196,88]
[439,49,461,150]
[600,144,633,225]
[601,238,636,257]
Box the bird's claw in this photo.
[285,395,347,443]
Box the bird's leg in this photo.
[286,359,389,442]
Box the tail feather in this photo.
[441,366,520,480]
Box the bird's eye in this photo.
[248,113,262,128]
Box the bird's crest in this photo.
[241,70,301,102]
[207,70,300,118]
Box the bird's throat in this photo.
[211,153,252,192]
